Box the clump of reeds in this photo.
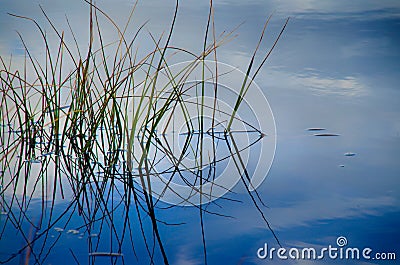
[0,1,288,264]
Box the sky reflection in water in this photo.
[0,0,399,264]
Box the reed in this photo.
[0,1,287,264]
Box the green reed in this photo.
[0,1,287,264]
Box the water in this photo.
[1,1,400,264]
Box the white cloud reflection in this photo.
[174,247,201,265]
[215,0,400,19]
[261,68,366,97]
[268,195,396,229]
[294,74,365,96]
[204,194,397,241]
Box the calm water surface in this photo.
[1,1,399,264]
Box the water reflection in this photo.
[0,1,281,263]
[1,0,400,264]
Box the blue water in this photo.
[1,0,400,264]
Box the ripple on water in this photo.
[313,133,340,137]
[307,128,326,131]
